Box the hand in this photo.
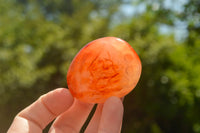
[7,88,124,133]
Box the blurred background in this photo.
[0,0,200,132]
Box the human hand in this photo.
[7,88,124,133]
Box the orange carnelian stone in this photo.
[67,37,142,103]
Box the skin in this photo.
[7,88,124,133]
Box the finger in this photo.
[98,97,124,133]
[119,97,124,132]
[120,97,125,102]
[84,104,103,133]
[49,99,94,133]
[85,97,124,133]
[7,88,74,133]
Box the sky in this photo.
[119,0,189,42]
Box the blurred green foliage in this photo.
[0,0,199,132]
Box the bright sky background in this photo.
[119,0,189,42]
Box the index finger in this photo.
[7,88,74,133]
[98,97,124,133]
